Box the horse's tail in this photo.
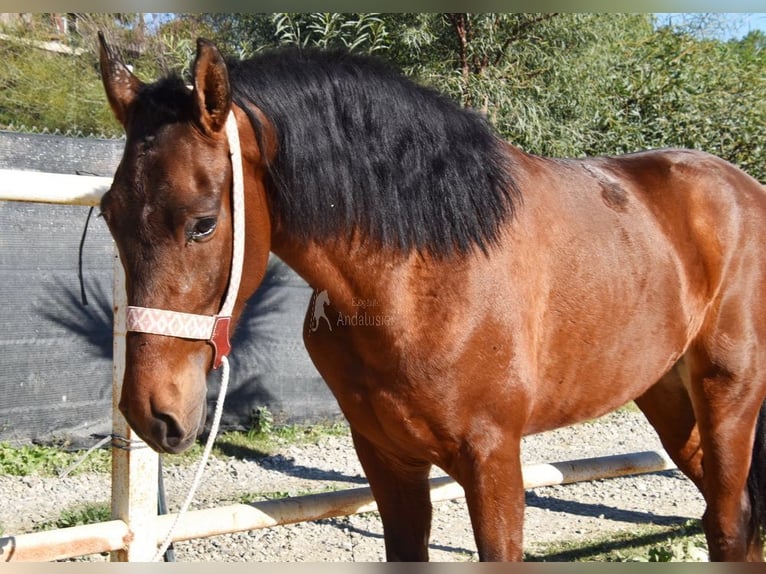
[747,400,766,541]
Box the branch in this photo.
[447,13,469,83]
[493,13,560,68]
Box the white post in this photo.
[110,246,159,562]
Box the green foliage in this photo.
[0,441,109,476]
[154,32,196,77]
[629,521,709,562]
[197,12,766,181]
[0,13,763,183]
[249,405,275,437]
[238,485,342,504]
[272,13,390,54]
[645,537,709,562]
[0,31,119,136]
[34,502,111,531]
[595,27,766,178]
[0,441,56,475]
[526,519,708,562]
[157,421,349,464]
[238,490,290,503]
[177,14,274,59]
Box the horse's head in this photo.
[98,34,271,453]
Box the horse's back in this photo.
[505,148,766,432]
[599,149,766,248]
[602,149,766,345]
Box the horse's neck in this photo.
[270,232,411,317]
[270,229,484,336]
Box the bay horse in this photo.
[97,33,766,561]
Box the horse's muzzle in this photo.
[148,409,199,454]
[119,395,207,454]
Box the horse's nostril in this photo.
[152,410,186,450]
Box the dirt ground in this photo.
[0,409,706,562]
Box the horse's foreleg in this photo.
[454,435,525,561]
[350,429,433,561]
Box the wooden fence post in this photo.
[110,246,159,562]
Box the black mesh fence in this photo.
[0,130,340,447]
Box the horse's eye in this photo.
[188,217,218,241]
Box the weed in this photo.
[237,485,342,504]
[0,422,350,475]
[164,422,350,465]
[34,502,111,531]
[249,406,274,436]
[0,441,110,476]
[238,491,291,504]
[526,519,707,562]
[0,442,63,475]
[641,521,708,562]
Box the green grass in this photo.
[0,421,350,477]
[525,519,708,562]
[238,490,292,503]
[34,503,112,532]
[0,441,111,476]
[1,421,348,538]
[237,484,344,504]
[161,421,350,466]
[4,406,646,475]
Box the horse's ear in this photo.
[192,38,231,136]
[98,31,142,128]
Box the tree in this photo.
[383,14,656,158]
[594,25,765,178]
[0,13,763,182]
[0,14,118,135]
[271,13,390,54]
[379,13,764,179]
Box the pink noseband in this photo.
[125,110,245,369]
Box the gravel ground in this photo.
[0,409,706,562]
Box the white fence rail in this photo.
[0,168,111,206]
[0,169,678,562]
[4,451,676,562]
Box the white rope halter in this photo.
[125,110,246,369]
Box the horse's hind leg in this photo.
[637,352,765,561]
[350,429,433,561]
[634,360,704,490]
[685,344,765,561]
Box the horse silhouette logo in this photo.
[309,289,333,333]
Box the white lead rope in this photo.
[152,354,230,562]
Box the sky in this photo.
[720,13,766,38]
[139,13,766,40]
[145,13,766,41]
[655,12,766,39]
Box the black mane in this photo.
[227,47,520,256]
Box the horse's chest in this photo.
[304,323,449,449]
